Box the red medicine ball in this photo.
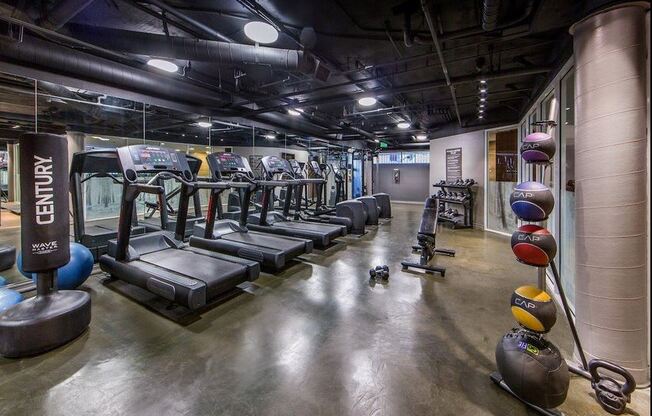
[511,225,557,267]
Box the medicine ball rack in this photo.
[431,182,475,229]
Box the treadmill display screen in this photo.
[264,156,288,172]
[288,159,301,172]
[129,146,180,170]
[310,161,322,175]
[214,153,250,173]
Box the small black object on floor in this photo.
[369,265,389,283]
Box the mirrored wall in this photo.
[0,71,355,230]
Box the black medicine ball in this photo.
[495,329,570,409]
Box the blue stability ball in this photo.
[18,243,93,290]
[0,288,23,313]
[510,181,554,222]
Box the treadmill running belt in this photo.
[140,249,247,299]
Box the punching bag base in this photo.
[0,291,91,358]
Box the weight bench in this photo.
[401,197,455,276]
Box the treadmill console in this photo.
[116,145,192,182]
[287,159,302,176]
[309,160,323,176]
[207,152,252,179]
[260,156,290,175]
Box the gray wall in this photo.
[429,130,485,228]
[377,163,430,202]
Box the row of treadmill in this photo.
[70,145,391,317]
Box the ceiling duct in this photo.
[67,24,314,73]
[0,34,231,108]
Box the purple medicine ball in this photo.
[521,132,556,163]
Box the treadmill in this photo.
[70,149,146,261]
[189,152,313,271]
[230,154,346,248]
[140,154,204,239]
[99,145,259,311]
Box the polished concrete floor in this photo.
[0,203,649,415]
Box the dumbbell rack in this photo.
[431,183,475,229]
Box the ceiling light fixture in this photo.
[12,125,20,129]
[478,115,484,119]
[479,88,487,93]
[416,134,427,141]
[197,121,212,128]
[147,58,178,73]
[358,97,377,107]
[478,108,484,113]
[480,97,486,102]
[160,142,165,145]
[244,21,279,44]
[288,109,302,116]
[374,139,380,143]
[265,134,276,139]
[479,79,487,84]
[397,122,410,129]
[92,136,110,141]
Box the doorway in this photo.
[485,127,519,235]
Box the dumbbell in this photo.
[369,265,390,282]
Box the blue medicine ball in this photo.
[0,288,23,313]
[510,182,554,222]
[18,242,93,290]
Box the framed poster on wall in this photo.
[446,147,462,181]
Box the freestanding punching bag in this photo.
[0,133,91,357]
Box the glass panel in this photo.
[0,74,35,226]
[540,91,558,237]
[560,69,576,307]
[35,81,144,222]
[486,128,519,234]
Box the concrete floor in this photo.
[0,203,649,415]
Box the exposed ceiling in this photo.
[0,0,607,149]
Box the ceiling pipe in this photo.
[0,34,231,107]
[243,67,550,116]
[481,0,501,31]
[67,25,311,72]
[421,0,462,127]
[138,0,234,43]
[37,0,96,30]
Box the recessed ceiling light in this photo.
[92,136,110,141]
[288,109,301,116]
[244,21,279,44]
[147,58,178,73]
[182,133,185,137]
[416,134,427,140]
[479,88,487,93]
[478,109,484,113]
[197,121,212,128]
[397,122,410,129]
[265,134,276,139]
[374,139,380,143]
[480,97,486,102]
[478,115,484,119]
[12,125,20,129]
[358,97,377,107]
[479,79,487,84]
[160,142,166,145]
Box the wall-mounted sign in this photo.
[446,147,462,181]
[393,168,400,184]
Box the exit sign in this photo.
[379,142,388,148]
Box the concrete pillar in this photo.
[66,131,85,165]
[7,142,17,201]
[571,3,649,385]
